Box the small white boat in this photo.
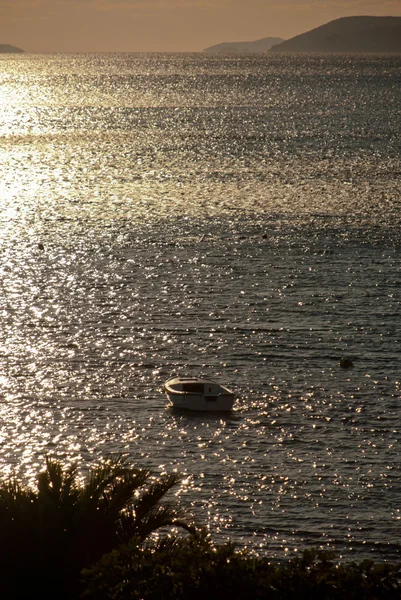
[163,376,235,412]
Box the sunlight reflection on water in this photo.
[0,52,401,560]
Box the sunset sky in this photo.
[1,0,401,53]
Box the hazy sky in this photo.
[2,0,401,53]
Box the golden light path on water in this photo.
[0,52,401,559]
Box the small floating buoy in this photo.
[339,357,354,369]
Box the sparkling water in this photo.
[1,52,400,560]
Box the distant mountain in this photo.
[204,37,284,53]
[270,16,401,53]
[0,44,24,53]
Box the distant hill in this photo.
[0,44,24,53]
[204,37,284,53]
[270,16,401,53]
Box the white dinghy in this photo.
[163,376,235,412]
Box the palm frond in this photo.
[131,503,191,541]
[36,458,80,525]
[132,472,182,524]
[37,457,63,502]
[60,462,79,503]
[0,479,36,520]
[100,469,151,519]
[79,455,144,509]
[142,533,193,554]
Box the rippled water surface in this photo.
[1,52,401,561]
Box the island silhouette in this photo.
[204,16,401,54]
[270,16,401,53]
[204,37,284,53]
[0,44,24,53]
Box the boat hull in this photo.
[163,377,235,412]
[166,392,235,411]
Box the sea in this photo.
[0,52,401,562]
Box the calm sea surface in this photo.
[1,52,401,561]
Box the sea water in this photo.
[0,52,401,560]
